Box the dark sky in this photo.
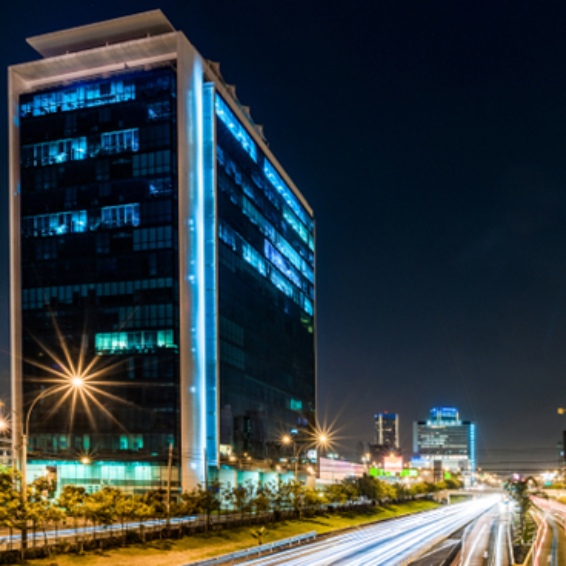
[2,0,566,474]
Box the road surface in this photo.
[237,495,500,566]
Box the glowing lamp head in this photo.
[0,418,9,432]
[282,434,292,445]
[80,456,91,465]
[70,376,84,389]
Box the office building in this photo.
[9,11,316,492]
[413,407,476,475]
[374,412,399,449]
[368,412,399,467]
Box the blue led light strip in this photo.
[263,160,311,228]
[215,96,257,162]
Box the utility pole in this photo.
[166,442,173,528]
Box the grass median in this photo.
[28,500,439,566]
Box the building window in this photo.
[215,96,257,162]
[20,79,135,117]
[21,137,87,167]
[95,329,176,354]
[147,100,171,121]
[22,210,87,237]
[100,204,140,228]
[148,177,173,196]
[133,226,173,251]
[133,150,171,176]
[242,242,267,276]
[263,160,312,229]
[101,129,139,154]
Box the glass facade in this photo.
[15,49,316,486]
[413,406,475,474]
[215,95,315,459]
[19,67,180,467]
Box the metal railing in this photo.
[184,531,317,565]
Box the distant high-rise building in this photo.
[9,11,316,492]
[368,412,399,466]
[374,412,399,449]
[413,406,476,475]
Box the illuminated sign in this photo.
[383,455,403,472]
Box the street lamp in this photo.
[281,434,300,479]
[0,404,12,468]
[21,376,85,500]
[281,431,330,480]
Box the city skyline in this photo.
[1,0,566,475]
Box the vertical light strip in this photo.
[8,68,24,474]
[177,33,207,489]
[193,55,208,478]
[202,83,218,466]
[469,423,476,482]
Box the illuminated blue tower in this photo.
[9,11,315,491]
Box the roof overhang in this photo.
[27,10,175,58]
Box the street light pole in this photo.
[282,434,300,480]
[282,431,329,482]
[19,376,85,550]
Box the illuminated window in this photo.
[22,210,87,237]
[263,160,312,229]
[20,79,135,117]
[242,242,267,276]
[100,204,140,228]
[21,137,87,167]
[283,208,314,251]
[95,329,176,354]
[242,197,314,282]
[215,96,257,162]
[290,399,303,411]
[264,240,302,288]
[303,297,313,316]
[219,223,237,251]
[270,270,294,299]
[147,100,171,121]
[148,177,172,196]
[101,128,139,154]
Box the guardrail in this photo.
[184,531,317,566]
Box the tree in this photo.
[253,489,271,522]
[264,478,289,520]
[181,481,220,532]
[324,481,354,505]
[115,491,137,545]
[505,476,537,544]
[286,480,307,519]
[84,487,119,548]
[354,474,392,503]
[57,485,88,553]
[0,468,34,562]
[132,496,154,544]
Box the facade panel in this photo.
[19,67,180,465]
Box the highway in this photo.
[238,495,500,566]
[531,496,566,566]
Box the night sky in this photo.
[2,0,566,475]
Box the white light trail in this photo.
[240,495,500,566]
